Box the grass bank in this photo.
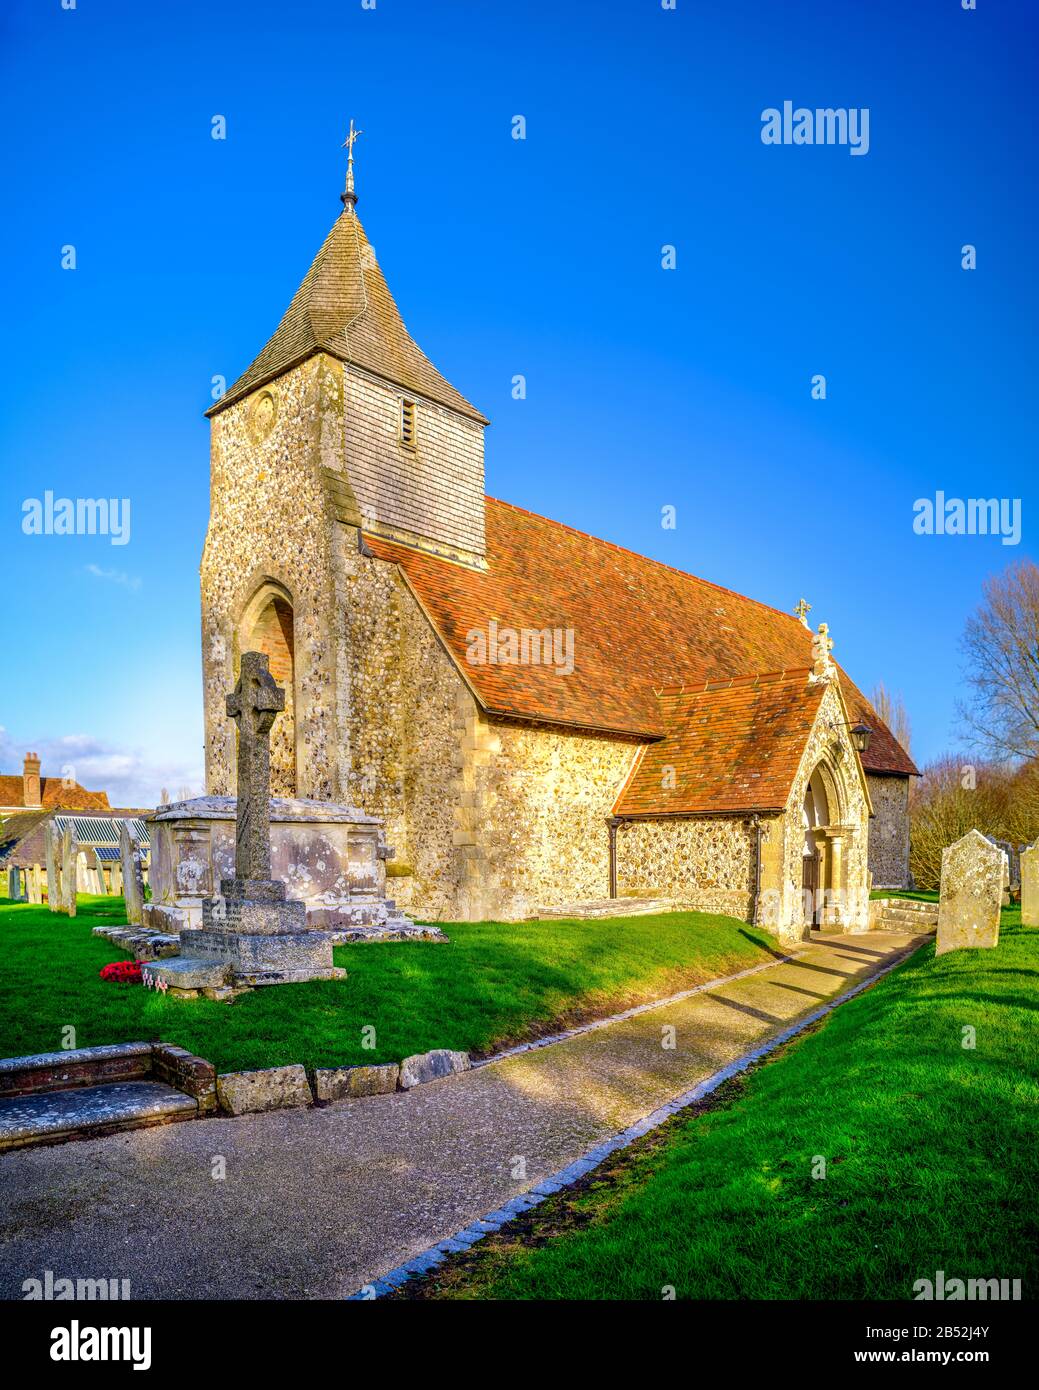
[0,895,778,1072]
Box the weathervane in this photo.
[341,119,364,208]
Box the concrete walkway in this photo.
[0,930,922,1300]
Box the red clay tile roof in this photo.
[614,671,827,816]
[0,776,111,812]
[365,497,918,781]
[207,209,487,424]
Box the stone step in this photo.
[873,897,938,914]
[877,919,937,934]
[0,1080,198,1153]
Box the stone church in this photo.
[200,156,917,941]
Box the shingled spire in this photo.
[207,139,486,423]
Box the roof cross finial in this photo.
[341,119,363,210]
[794,597,812,627]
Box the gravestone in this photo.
[936,829,1005,958]
[29,864,43,904]
[119,821,145,926]
[144,652,344,996]
[1021,839,1039,929]
[7,867,26,901]
[60,826,77,918]
[45,824,62,914]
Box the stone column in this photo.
[61,826,78,918]
[1021,839,1039,928]
[816,828,848,929]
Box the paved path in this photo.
[0,930,922,1300]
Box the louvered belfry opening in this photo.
[400,398,416,449]
[242,593,297,796]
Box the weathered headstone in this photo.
[936,829,1005,957]
[60,825,78,918]
[7,867,26,901]
[1021,839,1039,929]
[28,864,43,904]
[143,652,344,995]
[119,821,145,926]
[45,823,62,913]
[83,857,102,895]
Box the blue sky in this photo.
[1,0,1035,805]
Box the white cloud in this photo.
[86,563,142,592]
[0,727,203,810]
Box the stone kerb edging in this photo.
[345,937,927,1300]
[471,950,803,1070]
[215,1050,472,1116]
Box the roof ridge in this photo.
[485,496,809,629]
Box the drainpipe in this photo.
[748,815,764,925]
[606,817,622,898]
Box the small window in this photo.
[399,398,416,450]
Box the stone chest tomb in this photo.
[145,795,413,941]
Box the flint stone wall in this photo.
[616,817,756,919]
[866,773,911,888]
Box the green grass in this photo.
[869,889,940,901]
[414,907,1039,1300]
[0,895,778,1073]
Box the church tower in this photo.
[201,130,488,803]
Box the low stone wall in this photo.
[0,1041,215,1109]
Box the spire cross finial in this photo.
[794,597,812,626]
[341,119,364,208]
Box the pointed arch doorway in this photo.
[238,581,297,796]
[802,763,833,929]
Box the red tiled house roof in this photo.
[365,497,917,793]
[0,776,111,812]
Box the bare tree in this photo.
[959,558,1039,761]
[871,681,912,754]
[909,754,1039,890]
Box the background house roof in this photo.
[207,208,487,424]
[365,496,918,779]
[0,809,151,869]
[0,775,110,812]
